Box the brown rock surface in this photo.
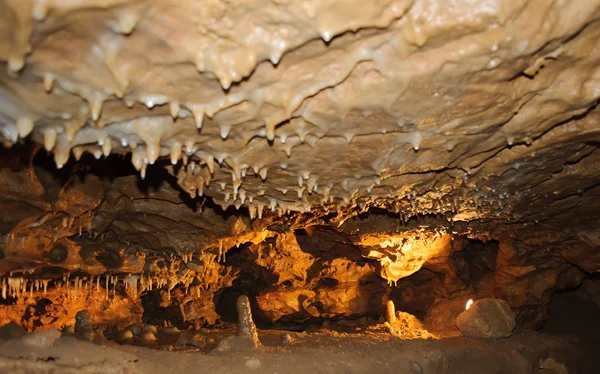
[456,298,515,338]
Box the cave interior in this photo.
[0,1,600,373]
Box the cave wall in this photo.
[0,148,597,334]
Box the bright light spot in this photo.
[466,299,474,310]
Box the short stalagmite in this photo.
[236,295,260,349]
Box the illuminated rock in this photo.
[455,298,515,338]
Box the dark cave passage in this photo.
[542,276,600,373]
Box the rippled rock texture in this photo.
[0,0,598,221]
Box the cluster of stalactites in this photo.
[1,277,50,299]
[0,248,225,303]
[0,5,426,218]
[0,273,206,302]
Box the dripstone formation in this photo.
[0,1,599,369]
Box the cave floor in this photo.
[0,328,578,374]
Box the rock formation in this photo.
[0,1,598,366]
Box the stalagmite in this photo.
[236,295,260,348]
[386,300,397,325]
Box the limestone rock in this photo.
[456,298,515,338]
